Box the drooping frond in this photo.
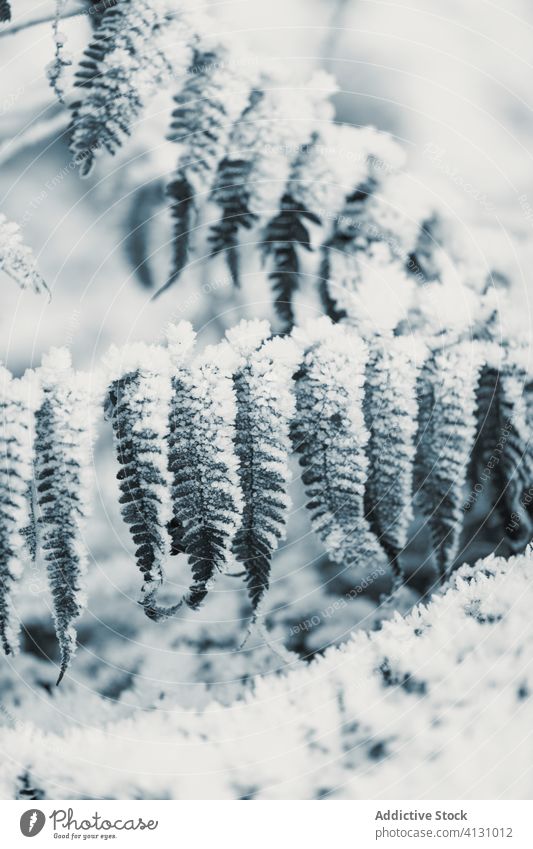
[166,329,243,611]
[227,320,299,613]
[407,214,442,284]
[34,349,95,683]
[0,214,47,294]
[0,367,37,656]
[291,318,387,577]
[105,343,173,619]
[363,337,426,571]
[321,164,432,323]
[161,46,254,291]
[69,0,192,176]
[474,346,533,548]
[124,179,165,289]
[0,0,11,23]
[263,125,389,329]
[415,339,486,580]
[208,89,264,287]
[209,72,336,290]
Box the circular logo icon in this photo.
[20,809,46,837]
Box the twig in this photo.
[322,0,351,72]
[0,6,85,38]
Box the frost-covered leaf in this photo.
[209,72,336,293]
[292,318,387,577]
[227,320,299,613]
[160,45,255,292]
[105,343,173,619]
[0,367,37,656]
[415,339,486,579]
[0,214,47,294]
[69,0,193,176]
[364,337,426,570]
[34,349,96,683]
[165,327,243,611]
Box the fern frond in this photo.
[415,340,486,580]
[486,347,533,548]
[124,180,165,289]
[208,90,264,287]
[88,0,118,28]
[166,328,243,611]
[227,320,299,612]
[364,337,426,569]
[263,125,379,327]
[291,318,387,577]
[0,0,11,23]
[321,162,430,322]
[0,368,36,656]
[0,214,47,294]
[162,46,254,291]
[209,73,335,289]
[69,0,191,176]
[105,344,173,619]
[35,349,95,683]
[262,193,316,329]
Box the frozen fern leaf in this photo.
[292,318,387,576]
[0,0,11,22]
[69,0,191,176]
[0,214,47,293]
[0,368,36,656]
[166,330,243,611]
[363,337,425,571]
[105,345,173,619]
[415,340,485,580]
[319,139,409,318]
[263,126,373,329]
[476,347,533,548]
[209,73,335,291]
[208,89,264,287]
[34,350,95,684]
[124,180,165,289]
[227,320,299,613]
[263,184,318,330]
[161,46,253,293]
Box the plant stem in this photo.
[0,6,85,38]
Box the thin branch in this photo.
[321,0,351,72]
[0,5,85,38]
